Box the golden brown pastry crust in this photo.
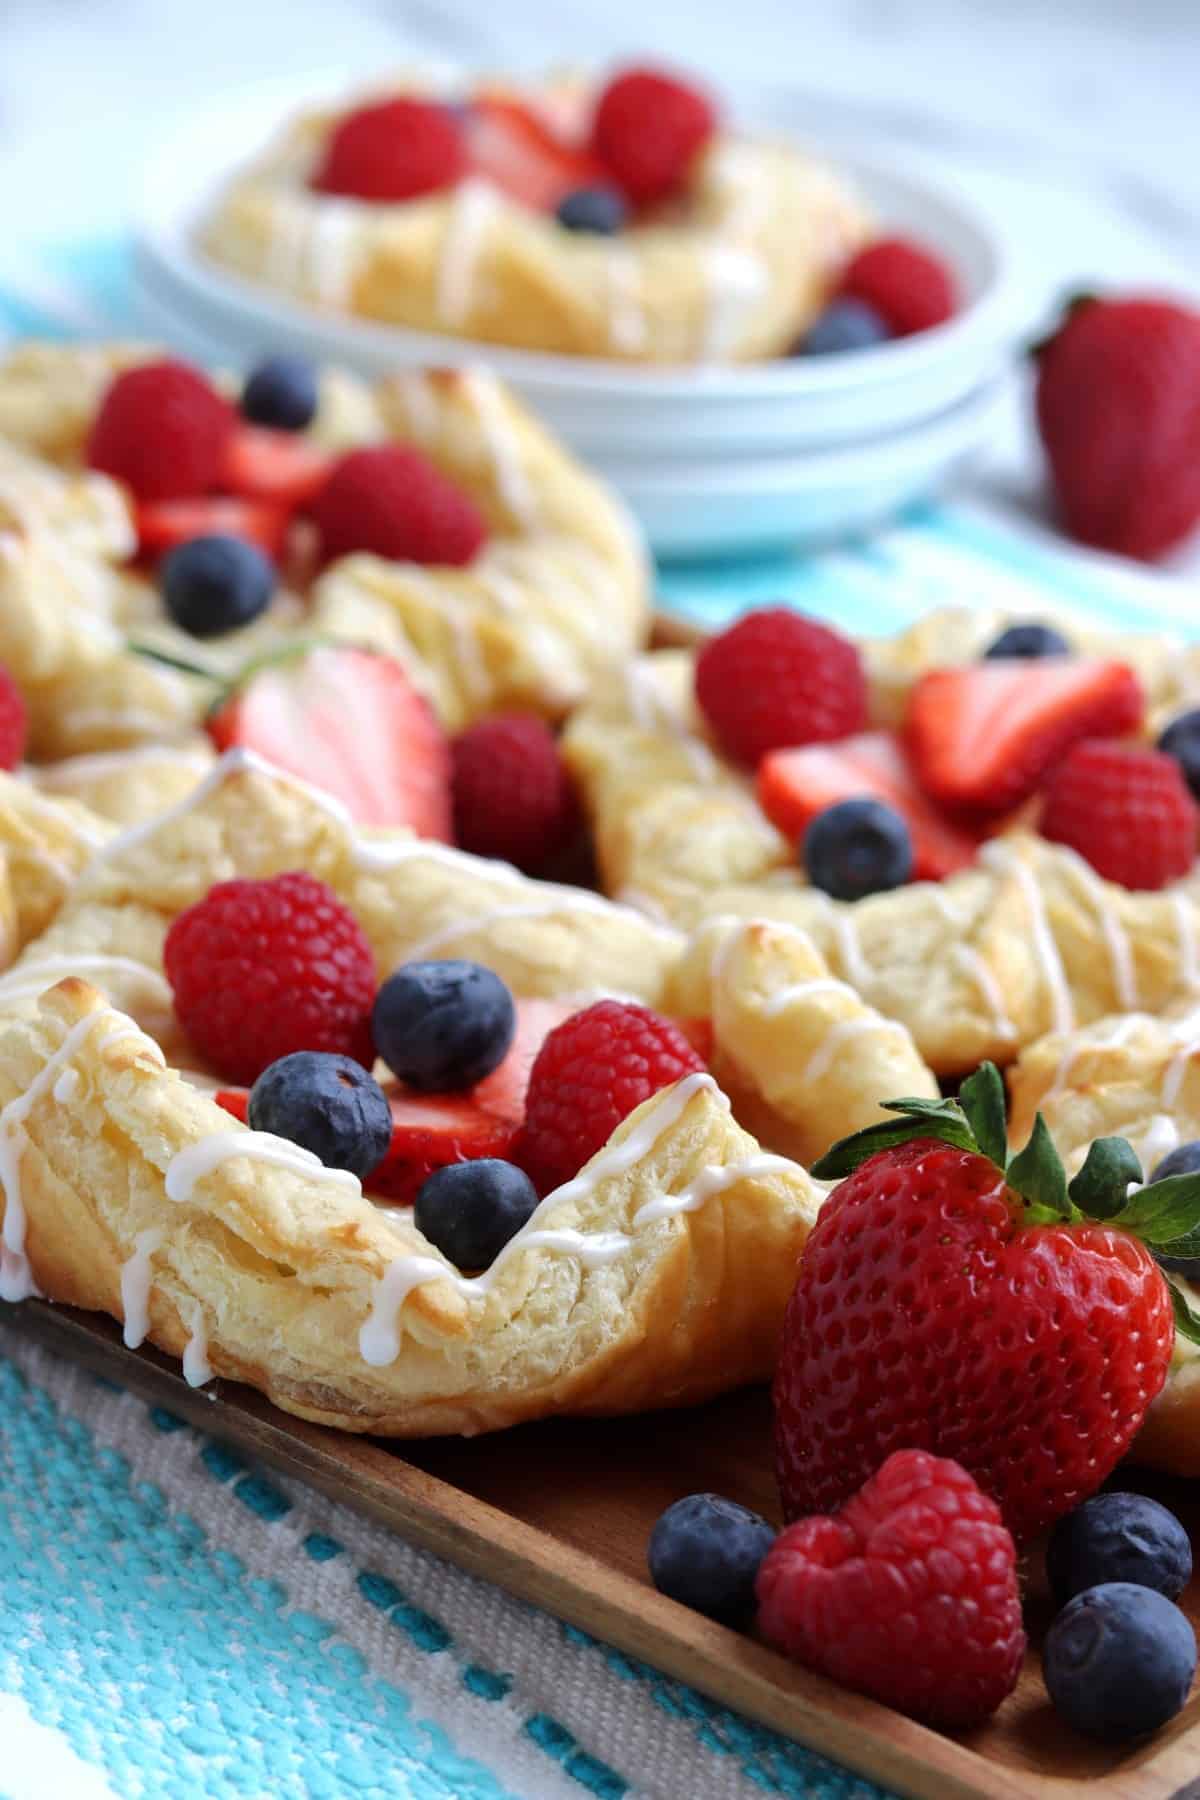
[199,77,870,364]
[0,344,651,752]
[565,618,1200,1074]
[0,978,821,1433]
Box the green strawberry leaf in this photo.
[959,1063,1008,1170]
[1069,1137,1144,1221]
[811,1110,977,1180]
[1112,1172,1200,1244]
[879,1096,967,1120]
[1005,1114,1073,1220]
[126,640,219,681]
[1168,1279,1200,1348]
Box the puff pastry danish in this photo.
[565,614,1200,1075]
[199,72,870,364]
[0,342,650,756]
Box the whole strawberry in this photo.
[758,1449,1025,1729]
[775,1065,1200,1541]
[1035,296,1200,561]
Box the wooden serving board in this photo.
[10,1299,1200,1800]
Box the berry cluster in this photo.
[648,1071,1200,1742]
[696,603,1198,897]
[167,867,710,1257]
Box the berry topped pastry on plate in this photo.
[199,65,879,363]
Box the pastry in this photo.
[565,608,1200,1074]
[0,747,943,1433]
[199,66,871,364]
[0,342,649,756]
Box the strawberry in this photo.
[207,644,452,837]
[774,1063,1200,1541]
[216,997,576,1200]
[135,497,291,564]
[467,95,606,211]
[757,731,979,881]
[905,657,1144,817]
[1035,296,1200,561]
[219,425,332,509]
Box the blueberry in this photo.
[983,622,1071,660]
[803,798,913,901]
[648,1493,776,1626]
[1043,1583,1196,1741]
[1047,1493,1192,1607]
[1159,709,1200,801]
[555,186,628,234]
[796,298,889,356]
[372,959,515,1091]
[247,1052,392,1179]
[160,535,275,638]
[1148,1140,1200,1275]
[414,1158,538,1269]
[241,355,318,431]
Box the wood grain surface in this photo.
[11,1299,1200,1800]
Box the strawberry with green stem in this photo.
[774,1062,1200,1541]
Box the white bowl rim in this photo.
[136,67,1019,403]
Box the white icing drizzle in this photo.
[0,1010,148,1302]
[164,1129,362,1205]
[632,1152,795,1226]
[400,893,626,964]
[952,946,1017,1042]
[391,370,441,441]
[359,1070,730,1365]
[30,743,214,792]
[700,245,768,360]
[378,564,491,704]
[604,247,648,353]
[805,892,872,992]
[463,370,537,527]
[0,956,172,1014]
[1059,848,1138,1011]
[1162,1033,1200,1109]
[982,843,1075,1037]
[1047,1012,1146,1101]
[15,784,109,850]
[264,194,311,291]
[120,1228,165,1349]
[623,662,717,782]
[306,199,360,305]
[1137,1114,1180,1174]
[802,1017,906,1086]
[436,178,498,325]
[182,1310,213,1388]
[760,976,857,1019]
[1173,891,1200,991]
[52,1068,79,1104]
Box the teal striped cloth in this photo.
[0,239,1189,1800]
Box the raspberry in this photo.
[695,608,867,765]
[164,872,377,1086]
[591,67,716,206]
[311,97,466,202]
[518,1000,705,1193]
[1035,297,1200,561]
[451,713,579,871]
[86,361,236,503]
[310,445,488,567]
[756,1450,1025,1730]
[0,665,28,770]
[1040,740,1197,889]
[839,237,957,338]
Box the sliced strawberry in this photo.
[207,643,452,837]
[467,96,607,211]
[136,496,290,564]
[219,425,332,509]
[905,659,1145,818]
[757,731,980,881]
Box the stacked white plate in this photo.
[134,77,1020,558]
